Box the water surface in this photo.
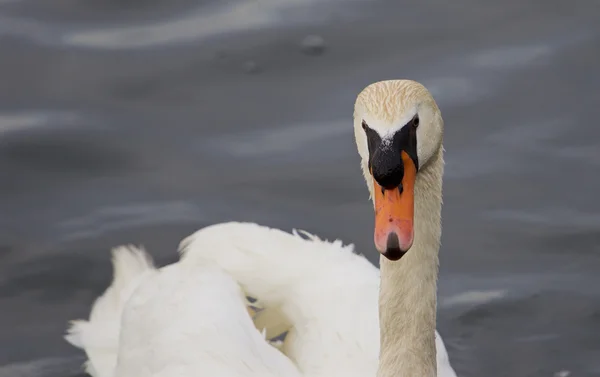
[1,0,600,376]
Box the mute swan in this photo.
[65,79,456,377]
[179,79,454,377]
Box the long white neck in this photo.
[376,147,444,377]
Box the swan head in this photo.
[354,80,443,261]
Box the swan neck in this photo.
[377,148,443,377]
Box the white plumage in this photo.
[65,222,457,377]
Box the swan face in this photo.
[353,80,443,261]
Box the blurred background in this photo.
[1,0,599,376]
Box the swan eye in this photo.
[362,120,368,130]
[413,115,419,128]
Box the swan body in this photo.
[66,79,458,377]
[66,224,457,377]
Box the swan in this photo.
[65,79,456,377]
[178,79,454,377]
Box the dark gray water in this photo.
[1,0,600,376]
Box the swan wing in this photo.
[179,222,380,377]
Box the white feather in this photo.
[66,244,300,377]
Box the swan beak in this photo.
[373,151,416,261]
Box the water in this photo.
[1,0,600,376]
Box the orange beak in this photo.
[373,151,416,260]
